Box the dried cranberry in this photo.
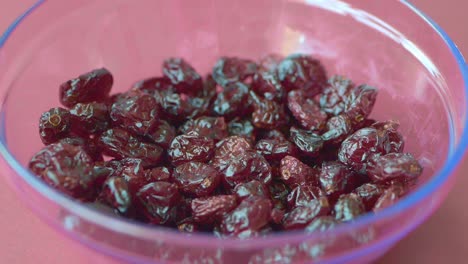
[58,136,103,161]
[168,133,214,166]
[162,58,203,94]
[366,153,422,183]
[179,116,228,142]
[290,127,323,157]
[98,128,163,167]
[344,84,378,125]
[192,195,238,224]
[145,167,172,182]
[333,193,365,222]
[280,156,319,188]
[319,76,355,116]
[110,90,159,136]
[319,161,358,198]
[373,185,402,212]
[60,68,113,107]
[255,139,296,162]
[39,107,72,144]
[212,82,250,119]
[99,176,132,214]
[287,185,326,208]
[305,216,339,233]
[252,69,285,101]
[212,57,257,87]
[321,114,353,144]
[287,90,327,131]
[211,136,252,169]
[136,181,181,225]
[269,181,290,210]
[146,120,176,148]
[29,143,97,200]
[173,162,221,197]
[70,102,109,134]
[270,208,285,225]
[131,76,172,92]
[154,88,193,122]
[233,180,269,200]
[353,183,384,210]
[283,197,330,230]
[220,196,272,238]
[250,91,287,129]
[383,129,405,154]
[277,54,327,97]
[227,118,256,144]
[338,127,386,171]
[258,54,283,72]
[260,129,287,141]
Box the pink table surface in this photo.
[0,1,467,263]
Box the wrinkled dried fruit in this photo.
[168,133,214,166]
[283,197,330,230]
[255,139,296,162]
[250,91,287,129]
[319,161,357,198]
[60,68,113,107]
[305,216,339,232]
[145,167,172,182]
[280,156,319,188]
[290,127,323,157]
[136,181,181,225]
[146,120,176,148]
[180,116,228,142]
[174,162,221,197]
[277,54,327,97]
[192,195,238,224]
[39,107,72,144]
[212,82,250,119]
[334,193,365,222]
[100,176,132,214]
[228,118,256,143]
[322,114,353,144]
[70,102,109,134]
[212,57,257,87]
[366,153,422,183]
[220,196,272,238]
[373,185,402,212]
[287,185,326,208]
[288,90,327,131]
[319,76,354,116]
[344,84,378,125]
[353,183,384,210]
[163,58,202,94]
[252,69,285,101]
[234,180,269,200]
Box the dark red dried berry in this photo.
[260,129,287,141]
[211,136,252,169]
[60,68,113,107]
[212,57,257,87]
[277,54,327,97]
[255,139,296,162]
[269,181,290,210]
[258,54,283,72]
[233,180,269,200]
[70,102,109,134]
[39,107,72,144]
[145,167,172,182]
[192,195,238,224]
[220,196,272,238]
[98,128,163,167]
[131,76,172,92]
[250,91,287,129]
[180,116,228,142]
[252,69,285,101]
[305,216,339,232]
[146,120,176,149]
[383,129,405,154]
[353,183,384,210]
[174,162,221,197]
[319,76,355,116]
[168,133,214,166]
[287,90,327,131]
[334,193,365,222]
[338,127,386,171]
[344,84,378,125]
[136,181,181,225]
[322,114,353,144]
[59,136,103,161]
[153,88,193,122]
[110,90,159,136]
[163,58,203,94]
[228,118,256,144]
[280,156,319,188]
[373,185,402,212]
[290,127,323,157]
[366,153,422,183]
[270,208,285,225]
[283,197,330,230]
[319,161,358,198]
[287,185,326,208]
[100,176,132,214]
[212,82,250,119]
[29,143,97,200]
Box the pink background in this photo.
[0,1,466,263]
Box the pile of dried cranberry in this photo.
[29,54,423,238]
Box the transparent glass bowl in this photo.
[0,0,466,263]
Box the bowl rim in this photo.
[0,0,467,251]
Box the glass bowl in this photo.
[0,0,466,263]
